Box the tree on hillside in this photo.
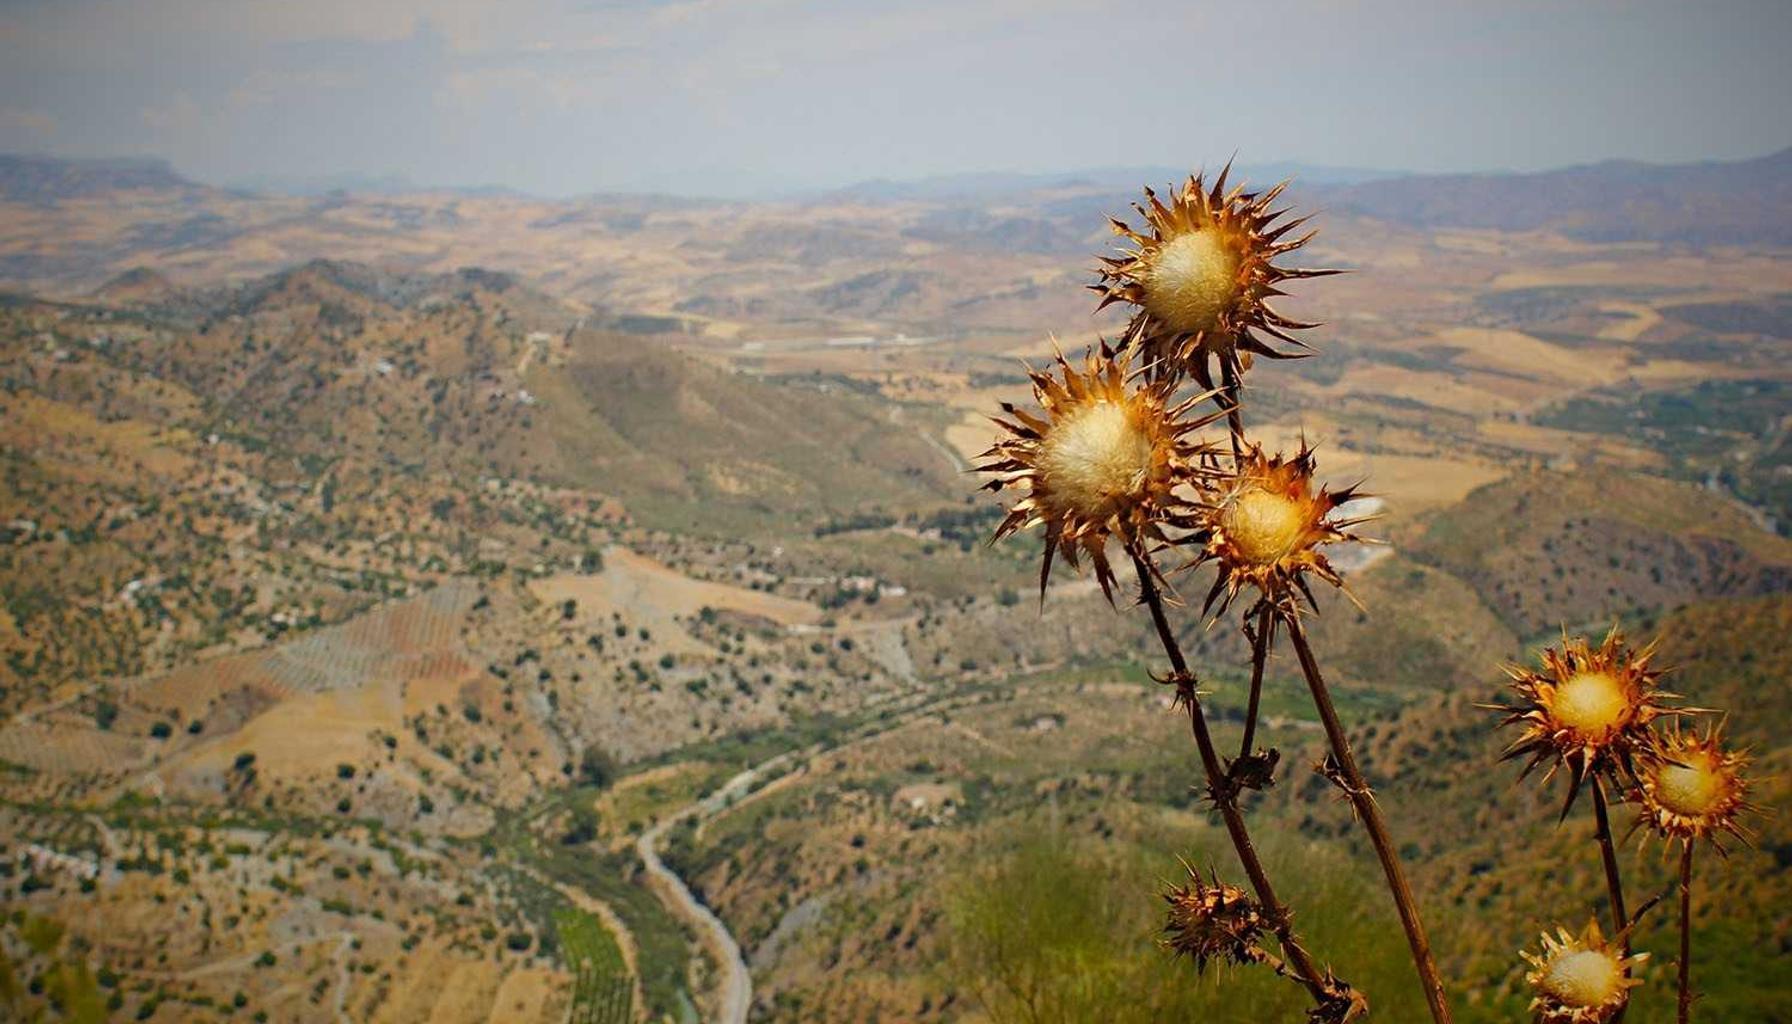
[578,745,618,790]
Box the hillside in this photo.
[0,260,979,729]
[1407,468,1792,634]
[0,259,1023,1022]
[1325,147,1792,244]
[638,589,1791,1023]
[60,259,955,531]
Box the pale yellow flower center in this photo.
[1221,489,1307,565]
[1039,401,1154,519]
[1143,229,1243,336]
[1542,949,1624,1008]
[1654,753,1724,817]
[1552,672,1629,737]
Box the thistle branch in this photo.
[1219,355,1247,462]
[1129,548,1336,1010]
[1677,842,1695,1024]
[1625,879,1675,934]
[1589,775,1631,1024]
[1238,601,1274,762]
[1281,609,1454,1024]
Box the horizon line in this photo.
[3,144,1789,204]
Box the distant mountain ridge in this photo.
[1324,146,1792,244]
[228,170,528,199]
[828,160,1406,202]
[0,153,198,204]
[2,147,1787,302]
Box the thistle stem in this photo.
[1129,551,1332,1008]
[1281,610,1454,1024]
[1586,768,1633,1024]
[1590,777,1630,944]
[1219,357,1246,461]
[1677,842,1694,1024]
[1238,603,1273,762]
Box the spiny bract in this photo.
[1093,164,1336,387]
[1160,867,1267,970]
[977,342,1223,601]
[1634,721,1754,851]
[1488,625,1678,816]
[1520,920,1646,1024]
[1186,441,1371,617]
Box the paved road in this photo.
[631,691,983,1024]
[630,678,1237,1023]
[635,752,805,1024]
[634,681,1025,1024]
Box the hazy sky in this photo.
[3,0,1789,197]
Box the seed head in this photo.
[1520,920,1646,1024]
[1309,974,1371,1024]
[1093,164,1336,387]
[1488,625,1678,817]
[978,342,1222,601]
[1186,441,1371,617]
[1634,721,1754,852]
[1160,866,1267,970]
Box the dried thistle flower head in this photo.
[1489,625,1676,815]
[1093,165,1335,386]
[1521,920,1646,1024]
[1188,441,1369,616]
[978,342,1221,600]
[1161,866,1267,970]
[1309,974,1371,1024]
[1635,721,1753,851]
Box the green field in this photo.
[556,907,633,1024]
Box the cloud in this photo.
[3,0,1789,195]
[227,68,363,110]
[0,107,58,135]
[140,93,203,134]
